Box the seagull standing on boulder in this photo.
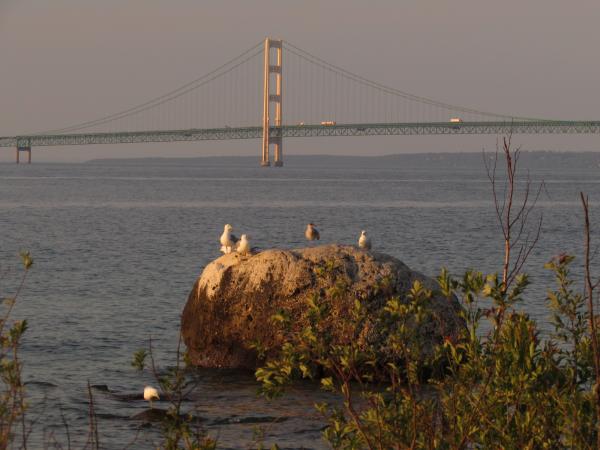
[236,234,251,256]
[220,224,238,254]
[358,230,371,250]
[305,223,320,242]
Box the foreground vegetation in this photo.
[0,251,31,450]
[256,253,599,449]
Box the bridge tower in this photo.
[261,38,283,167]
[16,140,31,164]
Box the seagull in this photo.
[220,224,238,254]
[358,230,371,250]
[305,223,320,241]
[143,386,160,409]
[236,234,251,255]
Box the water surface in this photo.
[1,154,599,448]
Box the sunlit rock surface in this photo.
[181,244,464,369]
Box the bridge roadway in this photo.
[1,120,600,148]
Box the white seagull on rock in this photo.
[143,385,160,409]
[220,224,238,254]
[236,234,251,256]
[358,230,371,250]
[305,223,320,242]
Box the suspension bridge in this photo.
[2,38,599,165]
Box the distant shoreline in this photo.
[2,151,599,170]
[80,151,600,171]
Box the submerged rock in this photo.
[130,408,169,423]
[130,408,202,423]
[181,244,464,370]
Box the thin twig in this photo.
[59,406,71,450]
[580,192,600,449]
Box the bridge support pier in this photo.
[16,146,31,164]
[261,38,283,167]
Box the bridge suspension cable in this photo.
[282,40,548,124]
[36,41,265,135]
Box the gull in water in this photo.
[358,230,371,250]
[236,234,251,256]
[143,386,160,409]
[305,223,320,241]
[220,224,238,254]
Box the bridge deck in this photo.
[1,121,600,148]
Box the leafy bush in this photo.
[256,256,600,449]
[0,251,32,449]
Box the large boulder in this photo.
[181,244,464,369]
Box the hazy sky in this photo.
[1,0,600,162]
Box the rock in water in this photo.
[181,244,464,370]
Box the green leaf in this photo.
[320,377,335,391]
[131,349,147,371]
[19,251,33,269]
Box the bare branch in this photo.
[486,131,543,294]
[507,215,543,286]
[580,192,600,449]
[484,142,509,240]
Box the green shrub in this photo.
[0,251,32,449]
[256,256,599,449]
